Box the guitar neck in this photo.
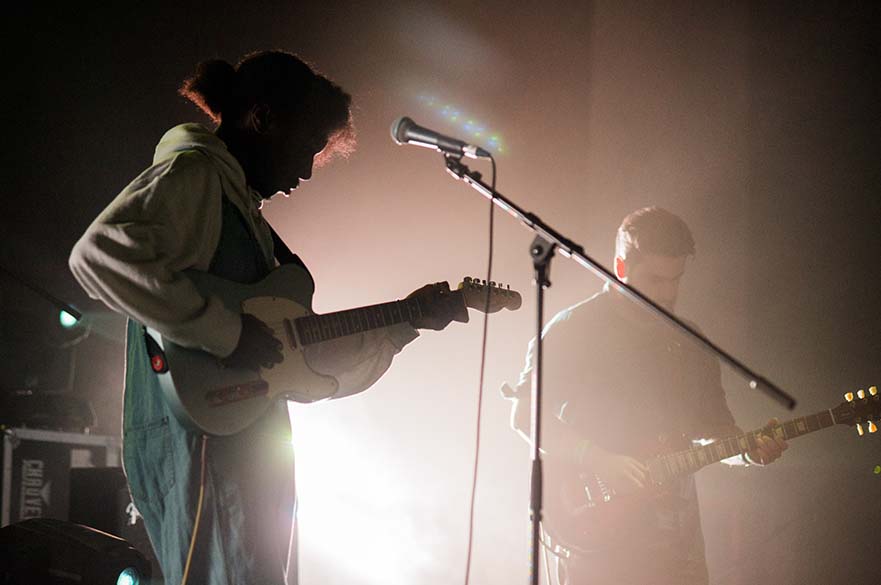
[292,297,427,346]
[650,408,838,483]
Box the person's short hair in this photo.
[178,50,355,162]
[615,206,696,264]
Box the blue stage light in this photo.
[59,309,79,328]
[117,567,141,585]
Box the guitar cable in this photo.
[180,434,208,585]
[463,155,497,585]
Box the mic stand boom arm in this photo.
[0,265,82,321]
[442,154,796,585]
[442,155,796,407]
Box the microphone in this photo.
[391,116,492,159]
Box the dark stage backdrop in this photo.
[2,2,878,584]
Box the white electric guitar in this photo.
[146,264,521,436]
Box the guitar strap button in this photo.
[143,330,169,374]
[151,355,166,373]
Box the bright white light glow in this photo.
[289,403,444,585]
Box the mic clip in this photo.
[444,154,482,182]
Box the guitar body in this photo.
[147,264,339,436]
[544,438,685,554]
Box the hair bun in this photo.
[178,59,237,123]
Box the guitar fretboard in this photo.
[291,298,424,346]
[648,409,837,485]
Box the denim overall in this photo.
[122,195,304,585]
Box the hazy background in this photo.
[2,1,879,583]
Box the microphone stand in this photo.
[441,153,796,585]
[0,265,82,322]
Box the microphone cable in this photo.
[463,155,497,585]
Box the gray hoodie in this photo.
[70,124,416,396]
[70,123,265,356]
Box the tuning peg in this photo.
[868,421,878,434]
[856,423,864,436]
[870,386,878,396]
[858,389,866,399]
[845,392,854,402]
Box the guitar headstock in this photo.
[831,386,880,436]
[457,277,522,313]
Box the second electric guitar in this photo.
[544,387,881,553]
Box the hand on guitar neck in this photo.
[718,418,789,466]
[406,281,469,330]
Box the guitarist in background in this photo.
[505,207,788,585]
[70,50,458,585]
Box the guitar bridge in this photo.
[205,380,270,406]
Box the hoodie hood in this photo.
[154,123,233,165]
[153,123,265,209]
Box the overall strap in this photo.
[269,224,311,273]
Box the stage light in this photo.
[59,309,79,328]
[0,518,151,585]
[116,566,141,585]
[416,94,507,154]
